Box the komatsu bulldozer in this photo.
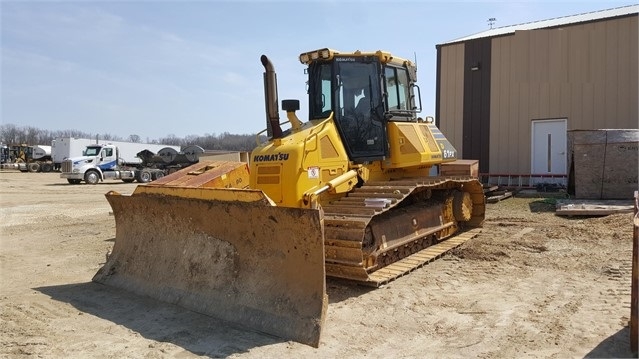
[93,48,485,347]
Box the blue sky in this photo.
[1,0,636,141]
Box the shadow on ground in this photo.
[36,282,282,358]
[326,277,374,304]
[584,326,637,358]
[528,199,557,213]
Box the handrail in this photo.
[303,169,358,208]
[301,132,318,171]
[255,120,291,146]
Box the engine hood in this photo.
[66,155,96,165]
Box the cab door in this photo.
[98,147,118,170]
[334,58,387,162]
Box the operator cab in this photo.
[302,49,421,163]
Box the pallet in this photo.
[555,199,634,216]
[483,185,498,193]
[486,189,513,203]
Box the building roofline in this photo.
[438,4,638,47]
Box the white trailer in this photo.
[52,138,97,170]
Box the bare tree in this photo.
[99,133,122,141]
[157,134,183,146]
[24,126,40,145]
[0,124,21,144]
[0,123,260,151]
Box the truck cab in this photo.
[60,144,136,184]
[83,145,119,171]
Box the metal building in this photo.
[435,5,638,186]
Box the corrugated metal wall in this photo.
[437,43,465,152]
[437,14,638,175]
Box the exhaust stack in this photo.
[261,55,282,139]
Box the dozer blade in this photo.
[94,188,327,347]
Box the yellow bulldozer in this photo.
[93,48,485,347]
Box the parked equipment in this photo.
[18,145,54,172]
[60,142,200,184]
[94,48,486,347]
[0,144,32,170]
[0,144,10,165]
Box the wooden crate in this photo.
[569,129,638,199]
[440,160,479,178]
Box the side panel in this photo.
[94,191,327,347]
[386,122,437,167]
[250,120,349,208]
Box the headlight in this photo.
[299,48,334,64]
[319,49,331,59]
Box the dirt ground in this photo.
[0,171,636,358]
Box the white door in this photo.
[531,119,567,184]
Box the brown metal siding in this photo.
[488,15,638,174]
[463,38,491,173]
[436,43,465,154]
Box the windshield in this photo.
[84,146,102,156]
[336,60,379,118]
[308,58,383,120]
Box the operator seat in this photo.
[354,89,370,116]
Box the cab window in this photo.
[85,147,100,156]
[309,63,333,119]
[385,66,410,111]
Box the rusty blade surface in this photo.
[94,190,327,347]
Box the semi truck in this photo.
[60,142,202,184]
[5,138,191,174]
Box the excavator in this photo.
[93,48,485,347]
